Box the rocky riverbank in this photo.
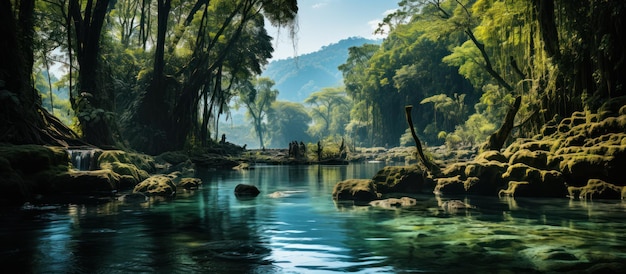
[333,100,626,204]
[2,100,625,206]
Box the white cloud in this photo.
[367,9,396,38]
[368,19,388,38]
[383,8,397,16]
[311,2,328,9]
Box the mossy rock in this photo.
[583,133,626,147]
[99,150,156,174]
[0,145,71,204]
[568,179,624,200]
[371,165,426,194]
[508,149,549,170]
[518,140,555,152]
[440,162,467,178]
[587,115,626,138]
[474,150,508,163]
[178,178,202,189]
[433,175,479,195]
[157,151,190,165]
[332,179,380,203]
[502,138,534,159]
[133,175,176,196]
[0,145,69,174]
[558,154,612,185]
[501,163,565,197]
[100,162,150,188]
[463,161,507,192]
[52,169,120,193]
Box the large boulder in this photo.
[99,150,156,174]
[332,179,380,203]
[234,184,260,197]
[52,169,121,193]
[0,145,72,204]
[98,150,155,189]
[133,175,177,197]
[371,165,427,194]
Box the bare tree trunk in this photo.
[405,105,433,171]
[482,96,522,151]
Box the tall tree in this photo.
[69,0,116,147]
[237,77,278,149]
[1,0,82,146]
[304,87,351,139]
[266,101,311,148]
[130,0,298,154]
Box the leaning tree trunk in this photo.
[405,105,434,172]
[482,96,522,151]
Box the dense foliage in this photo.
[2,0,624,154]
[340,0,625,148]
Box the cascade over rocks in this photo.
[0,144,205,205]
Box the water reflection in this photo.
[2,163,626,273]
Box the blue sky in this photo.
[266,0,399,60]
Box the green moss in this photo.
[519,140,555,152]
[332,179,379,202]
[474,150,507,163]
[100,162,149,185]
[508,149,548,170]
[371,165,425,193]
[0,144,69,174]
[99,150,155,174]
[133,175,176,196]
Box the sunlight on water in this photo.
[2,163,626,273]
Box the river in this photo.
[2,163,625,273]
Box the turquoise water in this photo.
[2,163,626,273]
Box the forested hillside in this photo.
[1,0,624,155]
[261,37,381,102]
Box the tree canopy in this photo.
[2,0,624,154]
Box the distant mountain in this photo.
[262,37,382,102]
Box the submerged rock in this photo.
[234,184,260,197]
[438,199,475,213]
[369,197,417,209]
[118,192,148,203]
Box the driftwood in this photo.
[405,105,432,171]
[483,96,522,151]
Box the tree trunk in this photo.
[483,96,522,151]
[405,105,434,172]
[70,0,115,147]
[1,0,87,147]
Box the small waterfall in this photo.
[68,148,99,171]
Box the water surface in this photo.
[2,163,626,273]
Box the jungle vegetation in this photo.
[1,0,624,155]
